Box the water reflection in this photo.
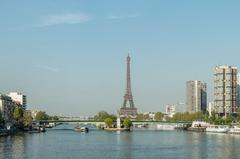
[116,131,133,159]
[184,132,208,159]
[0,134,25,159]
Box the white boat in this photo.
[191,121,210,128]
[74,126,89,133]
[156,124,175,130]
[206,125,229,133]
[187,121,210,132]
[228,126,240,134]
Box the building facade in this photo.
[214,65,238,116]
[165,105,176,117]
[8,92,27,110]
[186,80,207,113]
[30,110,39,120]
[208,101,214,117]
[0,94,15,123]
[237,73,240,108]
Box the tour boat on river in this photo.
[187,121,210,132]
[74,126,89,133]
[228,126,240,134]
[206,125,229,133]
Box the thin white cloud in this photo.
[38,13,90,27]
[106,14,140,20]
[36,65,59,72]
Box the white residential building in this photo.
[165,105,176,117]
[8,92,27,110]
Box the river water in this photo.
[1,124,240,159]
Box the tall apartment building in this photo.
[8,92,27,110]
[237,73,240,108]
[0,94,15,123]
[214,65,238,116]
[186,80,207,113]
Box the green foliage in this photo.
[206,113,235,125]
[236,113,240,122]
[154,112,164,121]
[13,106,23,121]
[225,115,234,124]
[143,114,149,121]
[94,111,116,122]
[123,118,132,129]
[0,111,4,126]
[104,118,113,128]
[167,112,206,122]
[136,113,144,121]
[136,113,150,121]
[35,111,49,120]
[166,111,237,125]
[12,106,24,129]
[237,107,240,113]
[48,115,59,120]
[23,112,33,127]
[52,116,59,120]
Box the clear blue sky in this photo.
[1,0,240,116]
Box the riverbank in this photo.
[104,127,130,131]
[0,129,8,137]
[0,125,47,137]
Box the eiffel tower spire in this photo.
[123,54,134,108]
[120,54,137,118]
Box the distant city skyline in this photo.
[1,1,240,116]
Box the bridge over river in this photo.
[40,120,191,127]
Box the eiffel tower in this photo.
[120,54,137,118]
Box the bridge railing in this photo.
[38,120,191,124]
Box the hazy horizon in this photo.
[1,1,240,116]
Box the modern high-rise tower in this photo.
[237,73,240,108]
[120,54,137,118]
[186,80,207,113]
[214,65,238,116]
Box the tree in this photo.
[35,111,49,120]
[13,106,23,121]
[94,111,108,121]
[0,111,4,126]
[94,111,117,122]
[236,113,240,122]
[143,114,150,121]
[170,112,206,122]
[48,115,59,121]
[52,116,59,120]
[136,113,144,121]
[12,106,24,129]
[225,115,234,125]
[23,112,33,127]
[154,112,164,121]
[123,118,132,129]
[104,118,113,128]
